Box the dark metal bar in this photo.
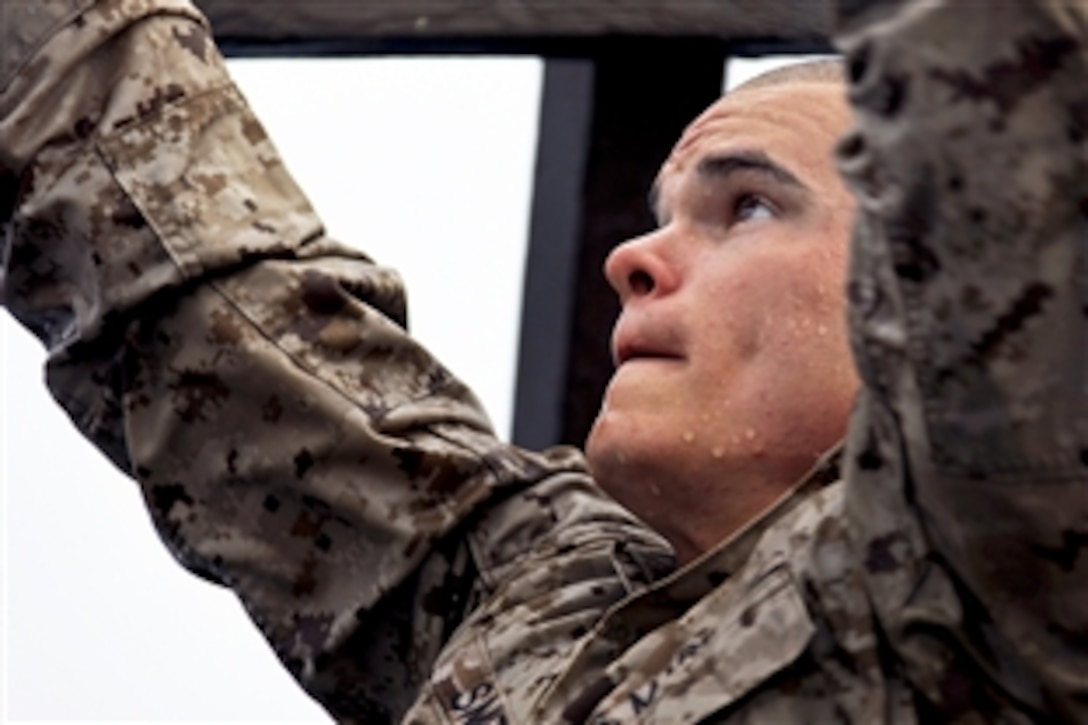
[512,59,595,449]
[198,1,829,48]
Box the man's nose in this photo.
[603,231,680,305]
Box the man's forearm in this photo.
[0,3,649,721]
[836,0,1088,717]
[1,2,497,718]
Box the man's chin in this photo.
[584,408,653,494]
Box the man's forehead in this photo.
[659,83,851,186]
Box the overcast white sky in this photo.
[1,54,824,722]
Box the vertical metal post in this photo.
[512,59,595,449]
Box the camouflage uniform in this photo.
[2,0,1086,721]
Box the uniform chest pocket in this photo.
[588,564,815,724]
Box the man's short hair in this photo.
[732,58,845,93]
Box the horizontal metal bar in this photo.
[197,1,830,51]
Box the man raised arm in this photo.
[0,2,670,720]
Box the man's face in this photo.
[585,82,860,555]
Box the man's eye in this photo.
[734,194,775,223]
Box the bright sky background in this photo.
[2,54,829,722]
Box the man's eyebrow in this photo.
[648,150,809,222]
[697,150,808,191]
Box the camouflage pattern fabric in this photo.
[1,0,1085,722]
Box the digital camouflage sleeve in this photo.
[0,1,673,720]
[2,0,1086,723]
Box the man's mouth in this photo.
[612,331,685,368]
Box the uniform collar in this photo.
[638,442,844,609]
